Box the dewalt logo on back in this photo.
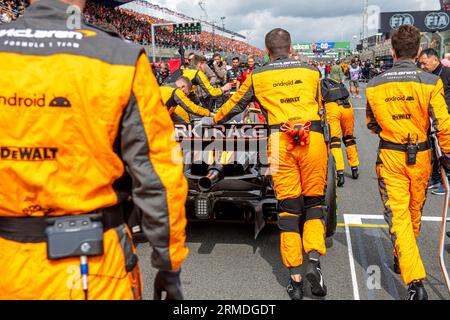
[280,97,300,104]
[0,94,71,108]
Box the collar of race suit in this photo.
[273,56,290,62]
[26,0,73,20]
[394,60,417,68]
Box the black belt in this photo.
[0,204,125,243]
[269,120,324,134]
[379,139,431,152]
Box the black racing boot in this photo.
[286,278,304,300]
[393,256,401,275]
[337,171,345,188]
[405,280,428,300]
[305,260,327,297]
[351,167,359,180]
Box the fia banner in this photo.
[380,11,450,33]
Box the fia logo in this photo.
[425,12,450,31]
[389,14,415,29]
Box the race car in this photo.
[127,106,338,240]
[125,104,337,241]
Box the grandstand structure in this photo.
[0,1,263,61]
[117,0,260,62]
[123,0,246,39]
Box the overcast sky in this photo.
[143,0,441,48]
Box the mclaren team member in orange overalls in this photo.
[209,28,329,300]
[182,54,232,108]
[160,76,213,124]
[0,0,188,300]
[366,25,450,300]
[321,79,360,187]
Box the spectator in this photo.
[211,53,227,87]
[241,55,257,84]
[325,62,331,79]
[317,62,325,80]
[227,57,244,91]
[330,60,345,83]
[418,48,450,197]
[442,53,450,68]
[348,59,362,98]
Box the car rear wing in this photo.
[174,123,270,167]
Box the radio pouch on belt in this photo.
[406,134,419,166]
[280,121,311,151]
[45,214,104,260]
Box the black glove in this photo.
[154,269,183,300]
[441,155,450,172]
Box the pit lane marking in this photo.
[344,216,360,300]
[342,214,442,226]
[338,223,388,229]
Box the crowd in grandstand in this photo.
[0,1,262,57]
[0,0,27,23]
[84,2,262,56]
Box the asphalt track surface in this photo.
[137,82,450,300]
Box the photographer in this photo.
[155,62,170,85]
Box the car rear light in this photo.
[195,196,211,220]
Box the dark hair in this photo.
[191,54,206,66]
[390,25,421,59]
[213,53,222,59]
[232,57,240,62]
[420,48,439,59]
[265,28,291,58]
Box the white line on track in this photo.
[344,215,360,300]
[343,214,442,225]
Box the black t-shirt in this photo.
[433,63,450,112]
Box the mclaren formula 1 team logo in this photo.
[0,28,97,40]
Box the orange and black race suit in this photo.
[0,0,188,299]
[366,60,450,285]
[160,85,210,123]
[326,100,359,172]
[182,68,224,98]
[214,58,328,274]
